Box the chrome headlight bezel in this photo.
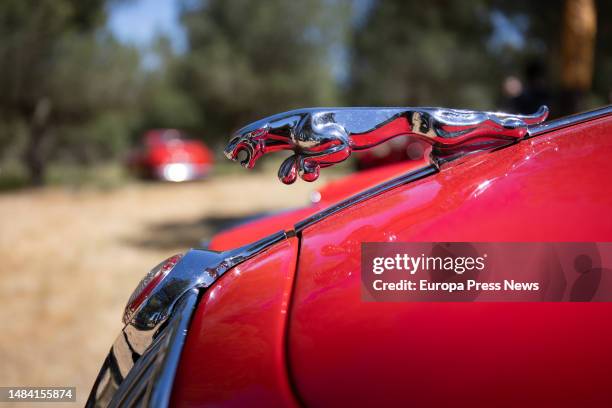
[123,254,184,325]
[88,231,289,408]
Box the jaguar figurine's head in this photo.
[224,110,309,169]
[225,126,273,168]
[224,106,549,184]
[224,109,351,184]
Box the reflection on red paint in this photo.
[171,238,300,408]
[290,117,612,407]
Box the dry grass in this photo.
[0,172,314,406]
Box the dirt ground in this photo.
[0,172,314,406]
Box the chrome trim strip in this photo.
[87,289,199,408]
[294,164,439,232]
[527,105,612,137]
[148,289,197,406]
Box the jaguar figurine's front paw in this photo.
[278,154,322,185]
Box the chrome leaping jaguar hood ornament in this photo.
[224,106,549,184]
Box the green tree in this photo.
[491,0,610,114]
[0,0,141,185]
[137,37,202,133]
[178,0,349,141]
[348,0,499,109]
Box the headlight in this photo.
[89,232,288,407]
[123,254,183,325]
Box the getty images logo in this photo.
[371,253,487,275]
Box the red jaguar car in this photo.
[127,129,214,182]
[89,105,612,407]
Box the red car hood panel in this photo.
[171,237,300,407]
[289,117,612,407]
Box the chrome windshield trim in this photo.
[527,105,612,137]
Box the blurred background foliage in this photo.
[0,0,609,187]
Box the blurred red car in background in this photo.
[127,129,214,182]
